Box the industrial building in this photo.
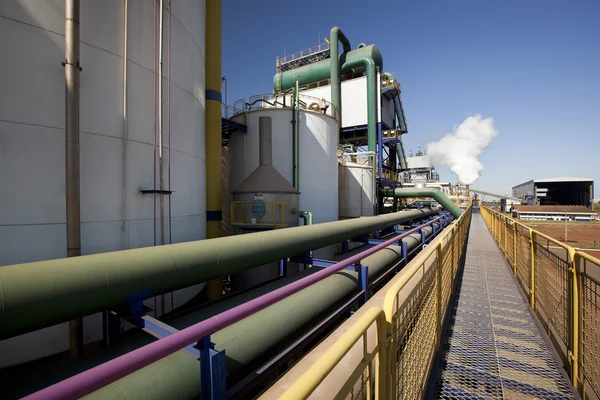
[0,2,593,400]
[513,177,594,209]
[401,148,452,195]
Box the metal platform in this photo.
[429,214,576,399]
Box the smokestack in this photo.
[259,116,272,167]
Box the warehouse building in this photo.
[512,177,594,209]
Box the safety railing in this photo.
[481,205,600,400]
[221,103,244,119]
[378,169,399,182]
[231,92,338,121]
[231,201,287,228]
[280,203,473,399]
[276,43,330,71]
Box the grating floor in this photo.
[429,214,575,399]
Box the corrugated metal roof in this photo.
[534,177,593,183]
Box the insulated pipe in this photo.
[204,0,223,300]
[342,56,377,153]
[0,209,436,340]
[383,188,463,218]
[298,210,313,268]
[329,26,351,128]
[121,0,128,250]
[158,0,165,247]
[260,217,466,400]
[26,216,442,400]
[65,0,83,357]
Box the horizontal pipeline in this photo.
[0,208,434,340]
[24,217,445,400]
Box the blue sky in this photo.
[222,0,599,197]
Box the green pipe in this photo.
[298,210,313,225]
[81,215,441,400]
[298,210,313,267]
[0,209,436,340]
[272,45,382,91]
[329,26,351,127]
[342,56,377,153]
[4,211,440,399]
[383,188,463,218]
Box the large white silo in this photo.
[229,108,338,257]
[0,0,206,367]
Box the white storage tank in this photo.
[338,153,376,218]
[229,107,338,257]
[0,0,206,367]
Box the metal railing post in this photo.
[503,217,508,258]
[513,221,518,277]
[570,252,580,392]
[377,317,388,400]
[451,227,456,279]
[529,229,536,309]
[436,242,443,349]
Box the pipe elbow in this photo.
[330,26,351,53]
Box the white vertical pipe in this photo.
[158,0,165,316]
[65,0,83,356]
[158,0,165,249]
[121,0,128,250]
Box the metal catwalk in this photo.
[429,213,576,399]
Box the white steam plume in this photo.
[426,115,498,185]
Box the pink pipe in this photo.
[24,217,443,400]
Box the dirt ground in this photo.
[520,220,600,256]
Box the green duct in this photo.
[383,188,463,218]
[272,44,383,91]
[329,26,351,127]
[342,57,377,152]
[0,209,434,340]
[81,215,441,400]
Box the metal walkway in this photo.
[429,213,576,399]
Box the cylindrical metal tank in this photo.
[338,155,376,218]
[0,1,206,367]
[230,108,338,257]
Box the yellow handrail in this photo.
[279,307,388,400]
[480,205,600,398]
[276,204,599,399]
[279,203,473,399]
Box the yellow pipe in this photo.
[205,0,222,300]
[279,307,388,400]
